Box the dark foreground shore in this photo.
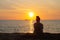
[0,33,60,40]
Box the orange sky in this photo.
[0,0,60,20]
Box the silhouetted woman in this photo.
[34,16,43,35]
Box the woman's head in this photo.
[36,16,40,22]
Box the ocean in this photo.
[0,20,60,33]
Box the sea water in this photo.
[0,20,60,33]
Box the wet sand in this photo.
[0,33,60,40]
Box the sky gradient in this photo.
[0,0,60,20]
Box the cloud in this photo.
[0,0,18,10]
[0,0,60,14]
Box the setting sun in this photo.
[29,12,34,18]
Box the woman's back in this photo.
[34,22,43,34]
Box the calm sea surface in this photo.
[0,20,60,33]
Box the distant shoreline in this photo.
[0,20,60,21]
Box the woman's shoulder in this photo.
[40,23,43,26]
